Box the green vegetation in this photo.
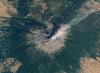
[0,0,100,73]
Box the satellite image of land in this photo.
[0,0,100,73]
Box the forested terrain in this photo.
[0,0,100,73]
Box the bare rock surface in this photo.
[0,0,100,73]
[80,57,100,73]
[0,0,17,17]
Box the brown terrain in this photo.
[0,0,21,73]
[80,57,100,73]
[0,0,17,17]
[0,0,100,73]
